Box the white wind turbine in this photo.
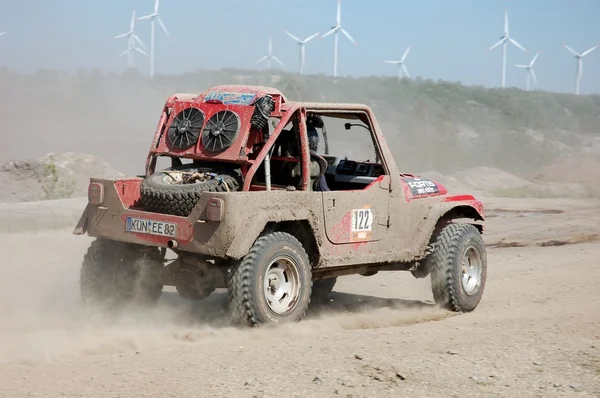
[384,46,411,80]
[321,0,357,78]
[488,8,527,88]
[114,10,148,68]
[563,43,598,95]
[284,30,320,74]
[514,52,539,91]
[256,36,284,70]
[138,0,169,78]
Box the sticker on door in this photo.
[351,208,373,242]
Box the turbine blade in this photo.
[135,47,149,56]
[256,54,269,63]
[504,9,509,35]
[509,38,526,52]
[340,28,357,45]
[130,10,136,30]
[133,34,146,50]
[401,64,409,78]
[530,52,539,65]
[157,16,169,36]
[154,0,160,13]
[401,46,411,62]
[489,38,504,51]
[581,44,598,57]
[384,61,399,64]
[119,49,130,57]
[284,30,301,42]
[0,32,6,37]
[336,0,341,25]
[137,13,155,21]
[563,44,579,56]
[530,69,537,84]
[303,32,320,43]
[114,32,130,39]
[272,56,284,66]
[514,64,528,68]
[321,27,338,39]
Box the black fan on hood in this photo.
[167,108,205,149]
[201,110,240,152]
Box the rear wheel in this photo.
[227,232,312,326]
[429,223,487,312]
[80,238,164,309]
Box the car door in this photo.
[321,174,391,245]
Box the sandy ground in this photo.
[0,197,599,397]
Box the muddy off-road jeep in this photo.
[73,84,487,326]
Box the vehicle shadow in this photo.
[155,289,436,327]
[306,291,436,319]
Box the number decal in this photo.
[351,208,373,232]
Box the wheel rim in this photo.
[461,245,483,296]
[263,255,301,315]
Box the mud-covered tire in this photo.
[227,232,313,326]
[311,277,337,303]
[140,165,242,217]
[429,223,487,312]
[80,238,164,309]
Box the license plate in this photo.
[125,216,177,237]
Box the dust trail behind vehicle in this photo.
[0,227,443,365]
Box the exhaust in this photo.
[168,239,179,249]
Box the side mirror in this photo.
[344,122,352,130]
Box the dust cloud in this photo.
[0,229,444,366]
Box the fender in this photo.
[226,209,321,259]
[409,196,485,256]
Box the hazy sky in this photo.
[0,0,599,94]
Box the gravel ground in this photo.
[0,197,598,397]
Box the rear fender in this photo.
[226,209,317,259]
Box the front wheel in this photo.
[429,223,487,312]
[227,232,313,326]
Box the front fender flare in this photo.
[411,197,485,257]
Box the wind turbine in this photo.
[0,32,6,37]
[514,52,539,91]
[284,30,319,74]
[138,0,169,78]
[256,36,284,70]
[488,8,527,88]
[563,43,598,95]
[321,0,357,78]
[384,46,411,80]
[114,10,148,68]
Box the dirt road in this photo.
[0,197,599,397]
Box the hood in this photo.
[400,174,448,200]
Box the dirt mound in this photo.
[532,153,600,184]
[0,152,123,203]
[452,167,530,192]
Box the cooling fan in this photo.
[167,108,205,149]
[201,110,241,152]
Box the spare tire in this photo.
[140,165,242,217]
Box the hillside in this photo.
[0,66,599,177]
